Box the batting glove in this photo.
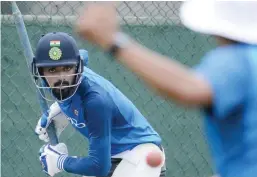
[39,143,68,177]
[35,102,69,142]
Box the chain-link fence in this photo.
[1,1,216,177]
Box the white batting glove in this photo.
[39,143,68,176]
[35,102,69,142]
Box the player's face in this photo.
[42,65,76,100]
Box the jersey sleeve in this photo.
[62,91,113,176]
[193,48,249,119]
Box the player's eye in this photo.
[63,66,73,72]
[48,68,56,73]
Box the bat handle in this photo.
[47,123,59,146]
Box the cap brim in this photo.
[180,1,216,35]
[180,1,257,44]
[35,59,78,67]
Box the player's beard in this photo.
[52,80,75,100]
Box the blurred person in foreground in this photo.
[75,1,257,177]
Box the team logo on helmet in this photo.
[49,47,62,60]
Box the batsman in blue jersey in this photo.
[75,1,257,177]
[34,32,166,177]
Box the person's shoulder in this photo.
[80,84,109,100]
[78,68,115,105]
[83,91,114,115]
[82,67,102,81]
[193,43,252,79]
[78,73,104,93]
[197,44,253,71]
[203,43,254,61]
[78,79,112,106]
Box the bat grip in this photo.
[47,122,59,146]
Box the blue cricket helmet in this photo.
[33,32,82,67]
[32,32,85,102]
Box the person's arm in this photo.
[76,3,212,106]
[76,3,249,112]
[116,41,249,119]
[60,92,112,176]
[115,41,212,106]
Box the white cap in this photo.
[180,0,257,44]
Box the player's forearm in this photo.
[115,41,212,105]
[60,133,111,176]
[61,155,111,176]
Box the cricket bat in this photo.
[11,1,59,145]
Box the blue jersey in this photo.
[194,44,257,177]
[58,67,161,176]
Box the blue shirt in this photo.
[58,67,161,176]
[194,44,257,177]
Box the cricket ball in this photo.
[146,151,163,167]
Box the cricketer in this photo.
[34,32,166,177]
